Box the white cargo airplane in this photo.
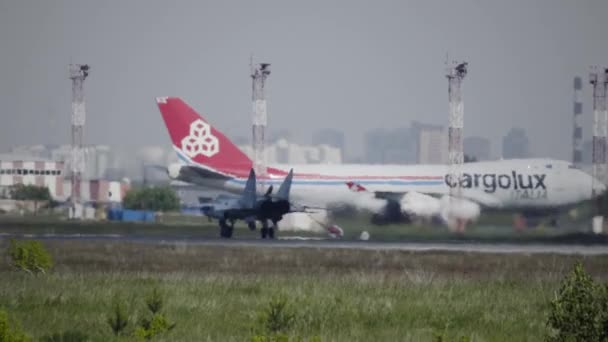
[156,97,604,227]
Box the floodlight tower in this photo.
[572,76,583,166]
[445,60,468,231]
[590,67,608,196]
[69,64,90,215]
[446,62,468,191]
[251,60,271,191]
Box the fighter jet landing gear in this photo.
[269,219,279,239]
[260,220,277,239]
[219,219,234,238]
[260,220,269,239]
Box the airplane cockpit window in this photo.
[568,164,578,169]
[545,164,553,169]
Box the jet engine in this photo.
[167,163,182,179]
[371,200,411,225]
[438,195,481,231]
[399,192,442,219]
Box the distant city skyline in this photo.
[464,136,492,161]
[502,127,531,159]
[1,1,607,162]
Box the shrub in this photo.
[10,184,52,214]
[256,296,295,335]
[7,239,53,274]
[10,184,51,202]
[546,262,604,341]
[123,186,179,212]
[107,302,129,336]
[0,309,30,342]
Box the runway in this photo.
[2,233,607,255]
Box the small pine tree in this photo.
[134,288,175,340]
[107,302,129,336]
[546,262,603,341]
[256,296,295,335]
[145,288,163,315]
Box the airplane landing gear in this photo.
[268,219,279,239]
[260,220,276,239]
[247,221,256,231]
[219,219,234,238]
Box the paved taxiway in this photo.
[2,233,607,255]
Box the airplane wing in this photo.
[288,202,327,214]
[344,180,483,223]
[180,164,232,181]
[344,180,500,209]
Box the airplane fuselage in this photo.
[180,158,595,211]
[156,97,600,219]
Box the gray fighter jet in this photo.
[201,168,297,239]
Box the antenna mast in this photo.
[589,66,608,196]
[572,76,583,166]
[68,64,90,218]
[251,58,271,192]
[445,59,468,232]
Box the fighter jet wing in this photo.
[288,201,327,213]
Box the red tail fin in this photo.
[156,97,252,177]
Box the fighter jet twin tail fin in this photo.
[241,169,257,209]
[240,168,294,207]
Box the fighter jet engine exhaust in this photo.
[167,163,182,179]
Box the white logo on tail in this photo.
[181,119,219,158]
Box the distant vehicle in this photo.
[156,97,605,228]
[201,167,297,239]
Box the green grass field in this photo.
[0,239,606,341]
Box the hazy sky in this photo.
[0,0,607,160]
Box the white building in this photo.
[50,144,113,179]
[239,139,343,165]
[62,179,129,203]
[0,153,129,203]
[416,125,448,164]
[0,155,65,200]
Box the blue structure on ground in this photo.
[107,208,156,222]
[180,206,204,216]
